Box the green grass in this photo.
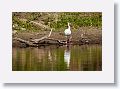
[50,12,102,30]
[12,16,41,32]
[12,12,102,32]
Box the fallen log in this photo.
[12,29,66,47]
[46,38,66,44]
[13,37,36,47]
[31,29,53,43]
[13,37,65,47]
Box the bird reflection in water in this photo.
[64,45,71,70]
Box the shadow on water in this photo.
[12,44,102,71]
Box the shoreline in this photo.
[12,27,102,47]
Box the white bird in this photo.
[64,22,71,44]
[64,22,71,36]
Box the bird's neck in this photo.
[68,25,70,30]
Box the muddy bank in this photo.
[12,27,102,47]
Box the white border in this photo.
[0,0,114,83]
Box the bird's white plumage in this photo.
[64,23,71,36]
[64,28,71,36]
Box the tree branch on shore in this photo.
[13,29,65,47]
[31,29,53,43]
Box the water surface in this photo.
[12,45,102,71]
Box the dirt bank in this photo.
[12,27,102,47]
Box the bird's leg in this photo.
[66,36,68,45]
[67,38,69,44]
[67,35,70,45]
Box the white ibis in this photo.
[64,22,71,44]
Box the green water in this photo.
[12,45,102,71]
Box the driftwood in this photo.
[41,38,66,44]
[13,29,65,47]
[31,29,53,43]
[13,37,37,47]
